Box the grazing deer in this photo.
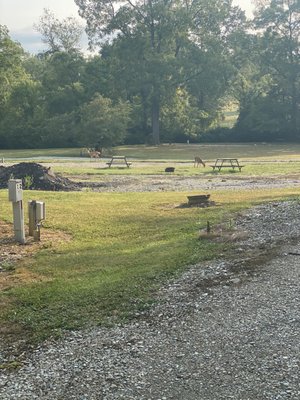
[87,148,101,160]
[194,156,206,167]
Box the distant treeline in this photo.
[0,0,299,149]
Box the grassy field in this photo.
[50,160,300,179]
[1,188,299,346]
[2,142,300,161]
[1,143,300,348]
[3,143,300,179]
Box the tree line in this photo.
[0,0,299,149]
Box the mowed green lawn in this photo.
[3,143,300,180]
[3,142,300,161]
[51,159,300,179]
[1,143,300,346]
[1,187,299,344]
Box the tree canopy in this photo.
[0,0,299,149]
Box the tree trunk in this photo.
[140,88,149,134]
[291,82,299,136]
[152,94,160,145]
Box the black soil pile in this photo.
[0,163,81,191]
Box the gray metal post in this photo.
[28,200,36,236]
[8,179,26,244]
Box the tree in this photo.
[0,25,28,107]
[253,0,300,137]
[78,94,131,148]
[35,9,83,53]
[40,51,86,115]
[75,0,246,145]
[0,26,42,148]
[75,0,188,144]
[160,88,211,142]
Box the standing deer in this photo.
[194,156,206,167]
[87,148,101,160]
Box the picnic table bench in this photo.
[210,158,244,172]
[106,156,131,168]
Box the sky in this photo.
[0,0,255,54]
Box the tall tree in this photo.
[0,25,28,108]
[253,0,300,137]
[75,0,187,144]
[75,0,245,144]
[0,26,41,148]
[35,9,84,54]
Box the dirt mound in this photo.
[0,163,81,191]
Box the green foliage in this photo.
[0,25,27,105]
[161,88,212,141]
[75,0,246,144]
[0,0,299,148]
[34,8,83,53]
[0,26,38,148]
[78,94,131,148]
[233,0,300,140]
[23,175,34,190]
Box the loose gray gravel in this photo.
[84,174,300,193]
[1,200,300,399]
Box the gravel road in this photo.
[79,174,300,193]
[1,200,300,399]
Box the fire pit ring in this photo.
[187,194,211,206]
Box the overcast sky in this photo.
[0,0,254,54]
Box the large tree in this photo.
[75,0,245,144]
[251,0,300,138]
[0,26,41,148]
[35,8,84,54]
[0,26,28,108]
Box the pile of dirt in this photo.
[0,163,81,191]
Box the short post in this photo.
[28,200,36,236]
[28,200,46,241]
[8,179,26,244]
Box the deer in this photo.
[194,156,206,167]
[87,148,101,160]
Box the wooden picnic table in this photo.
[106,156,132,168]
[210,158,244,172]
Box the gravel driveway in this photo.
[1,201,300,399]
[78,174,300,193]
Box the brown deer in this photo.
[194,156,206,167]
[87,148,101,160]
